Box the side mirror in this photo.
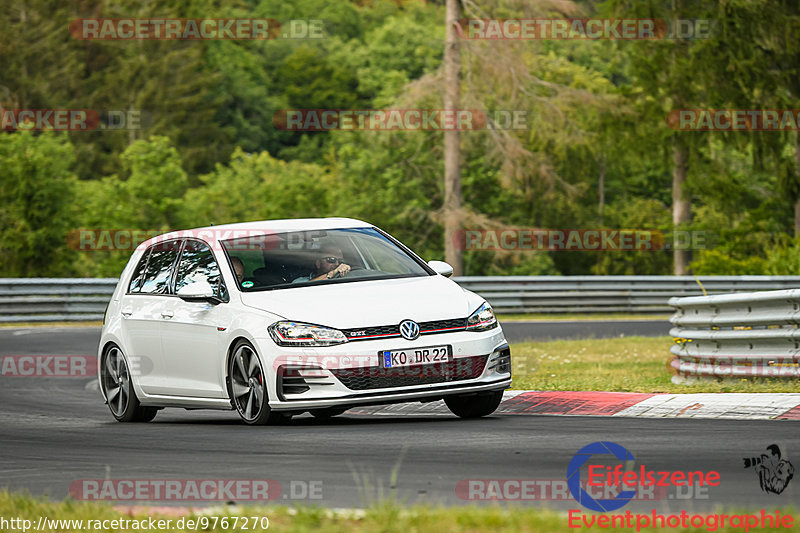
[177,279,221,304]
[428,260,454,278]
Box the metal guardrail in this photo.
[669,289,800,380]
[2,276,800,323]
[456,275,800,314]
[0,278,118,322]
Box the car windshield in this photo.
[221,227,431,291]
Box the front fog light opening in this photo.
[488,348,511,374]
[277,364,337,400]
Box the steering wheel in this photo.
[330,265,362,279]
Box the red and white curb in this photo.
[349,391,800,420]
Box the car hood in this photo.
[239,275,482,328]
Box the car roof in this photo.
[135,217,374,252]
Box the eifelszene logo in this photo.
[568,441,638,512]
[567,441,721,512]
[743,444,795,495]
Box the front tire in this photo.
[228,341,289,425]
[444,390,504,419]
[100,345,157,423]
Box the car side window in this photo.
[174,240,224,299]
[127,249,150,294]
[139,241,181,295]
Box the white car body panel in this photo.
[239,275,479,327]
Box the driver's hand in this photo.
[334,263,351,277]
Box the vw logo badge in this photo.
[399,320,420,341]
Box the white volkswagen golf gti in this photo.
[98,218,511,424]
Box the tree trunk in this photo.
[794,197,800,238]
[598,157,606,224]
[443,0,463,275]
[672,137,691,275]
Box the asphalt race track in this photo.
[0,325,797,511]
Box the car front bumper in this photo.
[254,326,512,411]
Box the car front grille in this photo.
[329,354,488,391]
[344,318,467,341]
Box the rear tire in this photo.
[228,340,288,425]
[444,390,504,418]
[100,345,158,423]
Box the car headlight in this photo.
[269,321,349,347]
[466,302,498,331]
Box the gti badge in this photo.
[399,320,420,340]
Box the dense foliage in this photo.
[1,0,798,277]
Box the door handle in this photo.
[161,311,174,319]
[121,309,132,317]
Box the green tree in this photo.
[179,148,333,227]
[74,136,187,276]
[0,131,76,276]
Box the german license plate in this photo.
[380,345,452,368]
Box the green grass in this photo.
[1,491,797,532]
[509,336,800,393]
[497,313,671,322]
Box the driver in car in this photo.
[292,245,351,283]
[230,256,245,283]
